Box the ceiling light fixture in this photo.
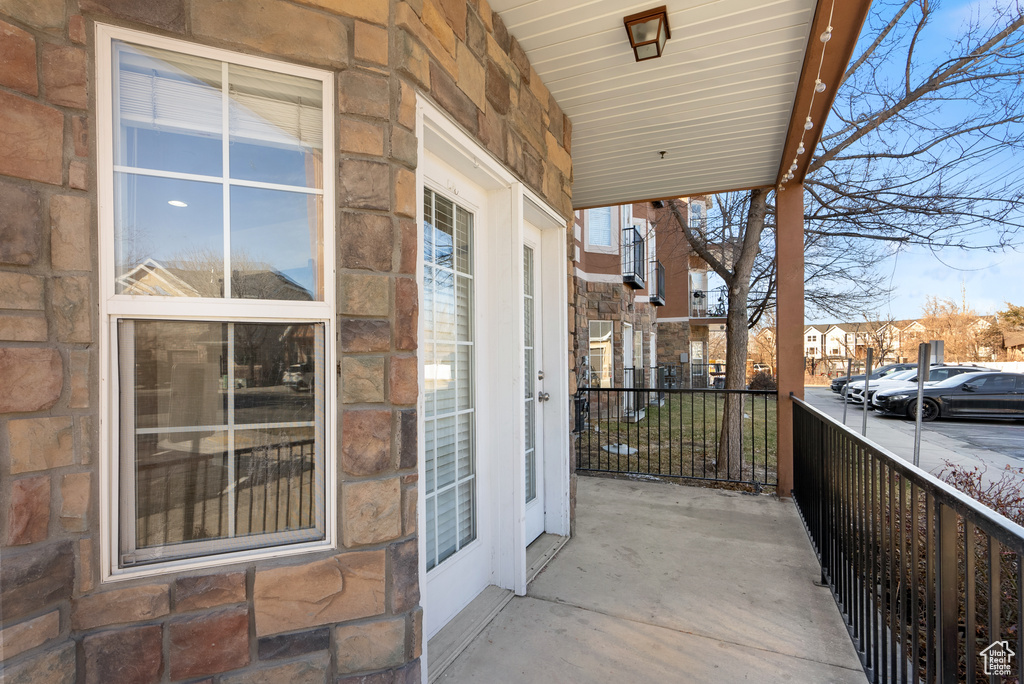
[168,200,188,208]
[624,6,671,62]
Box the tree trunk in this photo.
[715,189,767,480]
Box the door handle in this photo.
[538,392,550,402]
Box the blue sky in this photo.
[809,0,1023,323]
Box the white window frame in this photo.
[588,320,614,387]
[585,206,617,254]
[95,24,337,581]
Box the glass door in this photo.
[524,227,544,544]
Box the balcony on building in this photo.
[621,226,645,289]
[690,285,727,318]
[649,260,665,306]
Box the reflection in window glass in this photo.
[116,43,223,177]
[111,39,324,302]
[423,188,475,571]
[120,320,324,564]
[230,187,320,300]
[228,63,323,187]
[114,174,224,296]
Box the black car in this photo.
[831,363,918,393]
[873,372,1024,421]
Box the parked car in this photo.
[843,369,919,404]
[846,365,990,406]
[282,363,313,391]
[831,363,917,393]
[867,366,990,408]
[752,363,772,374]
[873,372,1024,421]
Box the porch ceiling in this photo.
[489,0,826,209]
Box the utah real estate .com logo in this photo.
[981,640,1015,677]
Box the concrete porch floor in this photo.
[437,476,866,683]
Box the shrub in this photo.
[748,370,777,391]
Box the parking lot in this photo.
[803,386,1024,479]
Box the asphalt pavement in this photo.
[803,386,1024,481]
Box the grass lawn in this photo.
[576,391,778,486]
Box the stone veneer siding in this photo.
[0,0,573,681]
[572,280,656,389]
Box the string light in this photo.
[779,0,835,188]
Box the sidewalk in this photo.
[437,476,865,683]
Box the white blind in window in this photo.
[588,207,611,246]
[117,43,323,149]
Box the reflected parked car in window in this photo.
[873,372,1024,421]
[282,363,313,392]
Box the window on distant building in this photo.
[688,200,706,229]
[588,321,613,387]
[97,26,334,573]
[586,207,612,249]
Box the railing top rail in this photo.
[792,394,1024,549]
[579,386,774,396]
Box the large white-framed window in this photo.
[96,25,335,578]
[585,206,615,253]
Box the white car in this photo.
[844,369,919,404]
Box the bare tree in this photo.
[654,1,1024,473]
[905,294,993,362]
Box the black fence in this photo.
[793,398,1024,683]
[574,384,777,489]
[136,438,317,546]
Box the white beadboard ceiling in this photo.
[488,0,818,208]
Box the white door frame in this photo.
[416,100,570,657]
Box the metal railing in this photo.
[575,384,777,489]
[621,226,645,290]
[136,438,317,545]
[650,260,666,306]
[691,286,727,318]
[793,397,1024,683]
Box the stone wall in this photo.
[0,0,572,681]
[572,279,656,388]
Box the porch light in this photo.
[623,6,670,62]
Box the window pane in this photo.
[424,188,476,571]
[233,323,316,425]
[121,319,324,563]
[455,206,472,274]
[228,64,323,187]
[434,270,456,342]
[115,41,223,177]
[230,186,321,300]
[130,320,227,431]
[115,174,224,297]
[589,320,613,388]
[435,416,457,490]
[134,429,229,546]
[233,426,317,536]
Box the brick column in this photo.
[775,184,804,498]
